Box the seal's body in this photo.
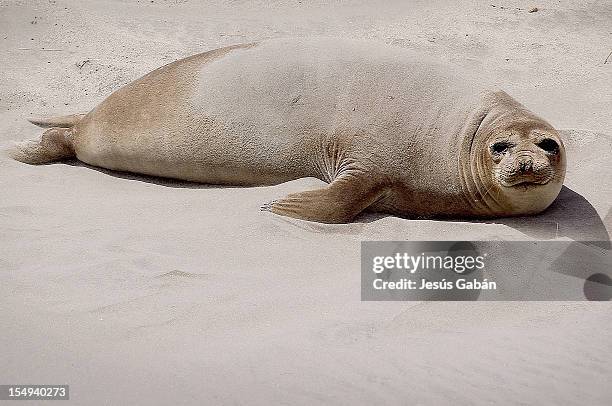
[10,38,566,223]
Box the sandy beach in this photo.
[1,0,611,404]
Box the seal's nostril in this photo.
[518,160,533,173]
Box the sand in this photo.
[1,0,611,404]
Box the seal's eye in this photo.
[537,138,559,154]
[491,141,512,154]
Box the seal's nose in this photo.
[518,157,533,174]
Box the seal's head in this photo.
[487,121,565,214]
[465,92,567,217]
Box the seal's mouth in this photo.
[500,177,551,188]
[496,164,555,188]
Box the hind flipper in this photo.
[8,127,75,164]
[28,113,86,128]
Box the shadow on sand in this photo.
[63,159,238,189]
[64,160,610,248]
[492,186,610,249]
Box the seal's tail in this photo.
[27,113,86,128]
[7,115,81,164]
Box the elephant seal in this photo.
[9,38,566,223]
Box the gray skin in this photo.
[10,38,566,223]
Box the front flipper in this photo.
[261,175,384,223]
